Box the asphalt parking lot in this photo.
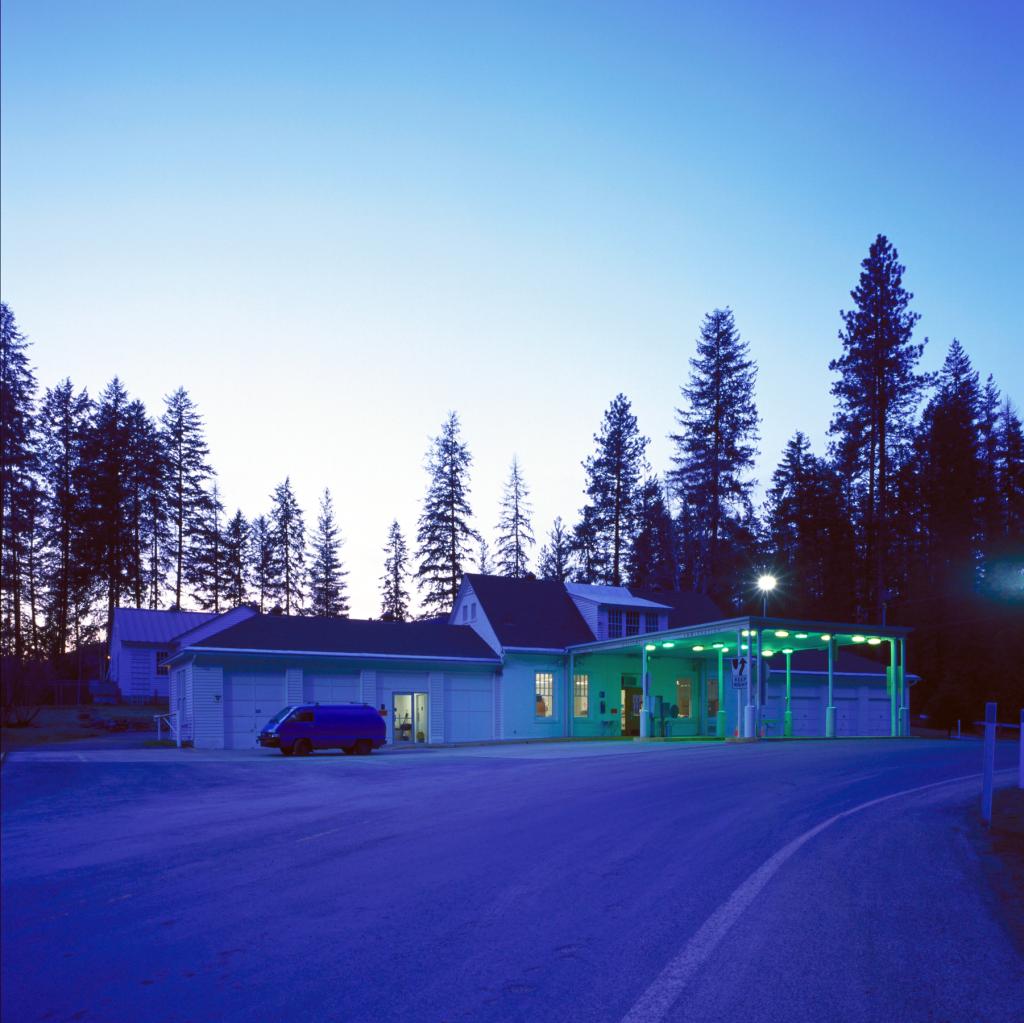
[3,738,1022,1023]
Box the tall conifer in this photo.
[415,412,478,616]
[269,478,306,614]
[668,308,759,603]
[380,520,411,621]
[537,517,571,582]
[308,488,349,618]
[495,457,535,578]
[829,235,927,616]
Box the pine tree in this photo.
[0,303,38,659]
[570,505,604,583]
[829,235,927,617]
[124,399,163,609]
[581,394,649,586]
[537,517,571,582]
[269,478,306,614]
[159,388,212,609]
[476,536,493,575]
[627,479,677,590]
[223,511,250,609]
[668,308,759,604]
[380,519,411,621]
[977,376,1003,548]
[415,412,478,616]
[82,378,138,638]
[308,488,349,618]
[37,379,94,656]
[249,515,274,613]
[188,481,226,612]
[495,457,535,578]
[765,432,856,618]
[996,398,1024,542]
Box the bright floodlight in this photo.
[757,574,777,593]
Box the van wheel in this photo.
[294,738,313,756]
[279,745,294,757]
[354,739,372,756]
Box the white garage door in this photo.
[865,695,891,735]
[790,692,825,737]
[834,695,860,737]
[304,674,359,705]
[445,674,493,742]
[224,673,288,749]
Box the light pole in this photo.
[757,574,777,616]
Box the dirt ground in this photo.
[968,785,1024,956]
[0,705,161,751]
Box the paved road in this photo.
[2,739,1022,1023]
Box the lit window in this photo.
[574,674,589,717]
[644,613,660,633]
[676,678,693,718]
[607,610,622,638]
[156,651,170,676]
[625,611,640,636]
[535,673,554,718]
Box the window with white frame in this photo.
[607,609,622,638]
[573,674,589,717]
[644,613,660,633]
[156,651,170,676]
[535,672,554,717]
[625,611,640,636]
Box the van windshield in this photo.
[265,707,294,727]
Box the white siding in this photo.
[193,667,225,749]
[568,597,600,639]
[428,671,445,744]
[444,673,494,742]
[493,672,503,739]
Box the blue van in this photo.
[258,704,386,756]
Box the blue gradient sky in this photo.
[2,1,1022,617]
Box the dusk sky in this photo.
[2,0,1022,617]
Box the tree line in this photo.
[2,234,1021,720]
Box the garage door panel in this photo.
[444,674,493,742]
[304,674,359,705]
[225,673,287,749]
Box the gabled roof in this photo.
[112,608,216,645]
[629,589,725,628]
[191,614,499,661]
[463,574,594,649]
[565,583,672,610]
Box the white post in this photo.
[1018,708,1023,791]
[743,629,757,739]
[982,702,996,825]
[567,652,575,739]
[174,711,181,749]
[640,645,650,738]
[825,638,836,738]
[156,716,162,742]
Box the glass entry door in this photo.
[393,692,429,743]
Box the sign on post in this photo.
[730,657,748,690]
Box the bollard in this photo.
[981,702,996,825]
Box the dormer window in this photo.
[644,613,660,634]
[625,611,640,636]
[608,609,622,638]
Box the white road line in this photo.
[619,769,1016,1023]
[296,827,343,843]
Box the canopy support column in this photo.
[825,637,836,738]
[888,639,898,737]
[784,650,793,738]
[567,651,574,739]
[744,630,757,738]
[716,646,727,738]
[899,639,909,736]
[640,644,650,738]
